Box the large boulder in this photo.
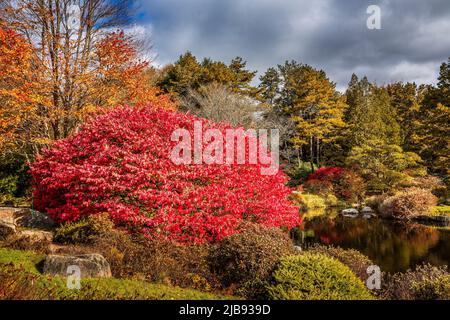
[43,254,112,278]
[14,208,54,229]
[0,207,53,239]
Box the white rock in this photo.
[341,208,359,216]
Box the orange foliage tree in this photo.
[0,25,46,161]
[0,1,175,161]
[90,31,175,111]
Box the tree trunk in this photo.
[285,141,291,164]
[316,139,320,168]
[310,135,314,173]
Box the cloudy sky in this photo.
[131,0,450,90]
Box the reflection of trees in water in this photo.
[299,216,443,273]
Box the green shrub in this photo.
[267,253,373,300]
[0,155,30,205]
[379,188,438,219]
[382,264,450,300]
[54,213,114,244]
[308,245,374,282]
[285,162,317,187]
[303,179,333,196]
[208,223,295,298]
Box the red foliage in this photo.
[31,106,300,244]
[304,167,365,202]
[307,167,345,182]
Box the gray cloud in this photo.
[134,0,450,90]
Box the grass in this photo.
[0,247,234,300]
[0,247,45,274]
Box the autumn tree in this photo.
[0,26,37,203]
[0,26,43,159]
[0,0,173,155]
[0,2,174,204]
[259,61,347,172]
[89,31,174,111]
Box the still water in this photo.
[292,210,450,273]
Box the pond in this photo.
[292,209,450,273]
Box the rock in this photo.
[14,208,54,229]
[361,207,376,219]
[361,206,374,214]
[341,208,359,217]
[18,230,53,243]
[43,254,112,278]
[294,245,302,252]
[0,218,16,239]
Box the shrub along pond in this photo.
[293,209,450,273]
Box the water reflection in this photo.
[293,212,450,273]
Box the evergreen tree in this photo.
[418,58,450,184]
[386,82,423,151]
[158,52,203,96]
[258,67,280,105]
[228,57,257,95]
[344,75,400,147]
[158,52,256,97]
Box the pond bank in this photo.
[294,209,450,273]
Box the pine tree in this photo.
[344,75,401,148]
[386,82,423,151]
[159,52,256,97]
[228,57,257,95]
[258,67,280,105]
[278,62,347,171]
[158,51,203,96]
[418,58,450,184]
